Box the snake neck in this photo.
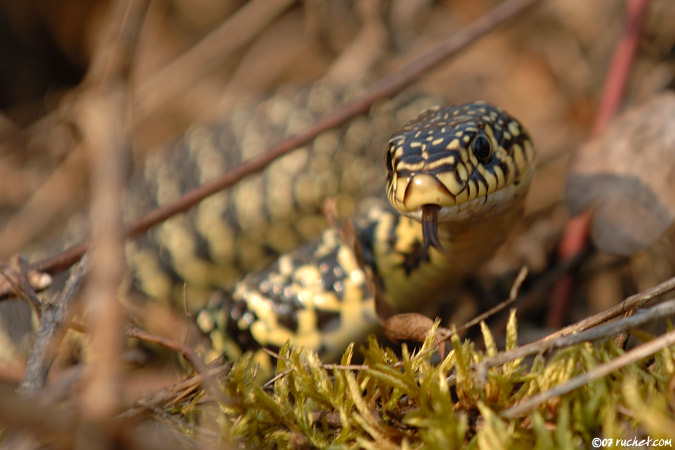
[363,194,527,314]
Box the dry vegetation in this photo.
[0,0,674,448]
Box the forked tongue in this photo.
[421,204,445,254]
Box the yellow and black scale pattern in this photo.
[191,100,536,368]
[124,84,440,307]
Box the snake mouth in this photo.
[393,168,535,253]
[388,154,535,218]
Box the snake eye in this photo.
[471,134,492,163]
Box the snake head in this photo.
[385,102,535,251]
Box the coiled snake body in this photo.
[194,100,535,366]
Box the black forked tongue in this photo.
[421,204,446,255]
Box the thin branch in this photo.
[77,87,129,422]
[590,0,651,136]
[545,274,675,340]
[18,255,90,395]
[0,256,43,317]
[474,296,675,381]
[262,368,295,389]
[84,0,151,88]
[501,329,675,418]
[451,266,529,338]
[25,0,544,282]
[71,0,150,435]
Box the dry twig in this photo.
[18,254,90,395]
[546,274,675,340]
[77,88,129,423]
[502,328,675,418]
[71,4,151,444]
[0,255,44,316]
[474,295,675,380]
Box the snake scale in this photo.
[125,85,535,368]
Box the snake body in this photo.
[124,85,439,307]
[194,101,535,366]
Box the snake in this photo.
[123,85,439,308]
[192,100,535,368]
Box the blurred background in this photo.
[0,0,673,248]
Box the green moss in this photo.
[206,312,675,448]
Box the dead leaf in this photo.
[565,93,675,256]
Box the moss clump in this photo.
[213,311,675,448]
